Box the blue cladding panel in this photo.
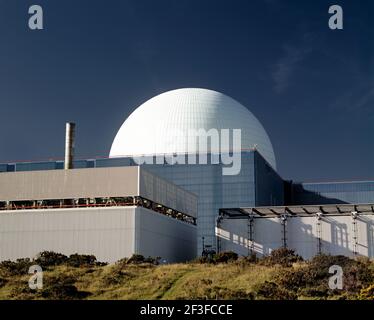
[56,162,64,169]
[72,160,90,169]
[254,152,284,206]
[95,157,133,168]
[86,160,95,168]
[15,162,57,172]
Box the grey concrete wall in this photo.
[0,206,197,263]
[135,207,197,263]
[217,214,374,259]
[0,167,140,201]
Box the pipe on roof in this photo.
[64,122,75,170]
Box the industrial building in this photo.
[0,166,197,263]
[0,88,373,260]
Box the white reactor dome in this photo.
[109,88,276,169]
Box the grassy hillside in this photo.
[0,250,373,300]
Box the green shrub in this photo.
[1,251,104,273]
[308,254,374,294]
[123,254,160,265]
[34,251,68,268]
[102,267,136,286]
[115,257,129,265]
[213,251,238,263]
[144,256,161,265]
[273,254,374,298]
[0,258,33,276]
[254,281,297,300]
[298,285,329,298]
[343,262,374,294]
[126,254,145,264]
[102,269,125,285]
[275,268,307,292]
[243,253,258,263]
[40,274,90,300]
[191,251,239,264]
[66,254,97,267]
[9,284,37,300]
[260,248,303,267]
[9,273,89,300]
[35,251,106,268]
[234,254,258,267]
[41,284,85,300]
[308,254,354,271]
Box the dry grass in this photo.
[0,253,372,300]
[0,261,276,300]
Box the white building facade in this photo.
[217,205,374,259]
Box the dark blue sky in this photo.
[0,0,373,181]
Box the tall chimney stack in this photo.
[64,122,75,170]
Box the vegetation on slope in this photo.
[0,249,373,300]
